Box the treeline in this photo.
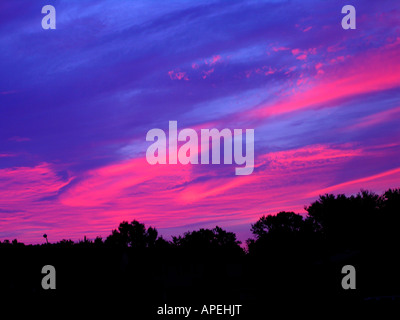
[0,188,399,309]
[1,188,400,255]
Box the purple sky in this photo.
[1,0,400,244]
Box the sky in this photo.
[1,0,400,244]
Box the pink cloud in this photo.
[327,44,344,53]
[205,55,221,66]
[252,43,400,118]
[284,66,297,75]
[0,153,16,158]
[60,157,172,207]
[291,48,315,60]
[0,141,392,244]
[168,70,189,81]
[202,68,214,79]
[179,175,258,203]
[291,48,300,55]
[264,144,362,166]
[273,46,290,52]
[0,163,72,207]
[63,144,351,225]
[315,62,324,74]
[255,66,275,76]
[346,106,400,131]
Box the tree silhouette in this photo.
[247,211,307,258]
[377,188,400,244]
[304,190,380,250]
[94,236,103,247]
[172,226,242,253]
[105,220,160,248]
[250,211,304,238]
